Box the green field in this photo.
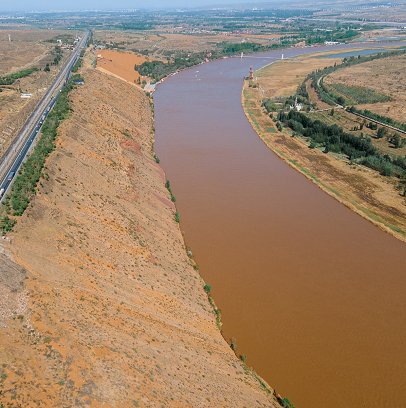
[328,83,391,104]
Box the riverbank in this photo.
[242,78,406,243]
[0,63,282,406]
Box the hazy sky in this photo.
[2,0,280,12]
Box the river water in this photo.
[154,43,406,408]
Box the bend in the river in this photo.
[154,42,406,408]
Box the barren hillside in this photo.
[0,67,278,407]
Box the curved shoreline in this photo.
[241,81,406,244]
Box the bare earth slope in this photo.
[0,68,277,407]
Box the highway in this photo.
[0,30,90,202]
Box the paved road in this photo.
[0,31,90,202]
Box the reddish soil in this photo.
[0,66,279,407]
[96,49,148,85]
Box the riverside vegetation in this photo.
[243,50,406,242]
[262,50,406,189]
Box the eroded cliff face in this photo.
[0,68,277,407]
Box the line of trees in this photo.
[0,68,39,86]
[346,106,406,133]
[1,74,83,219]
[277,110,406,178]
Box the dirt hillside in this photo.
[0,67,279,407]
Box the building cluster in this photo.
[55,36,80,50]
[290,97,303,111]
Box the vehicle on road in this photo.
[0,188,4,198]
[7,171,15,181]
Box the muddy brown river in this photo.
[154,43,406,408]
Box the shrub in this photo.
[282,397,295,408]
[203,284,211,294]
[1,216,16,233]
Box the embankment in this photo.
[0,66,280,406]
[242,80,406,243]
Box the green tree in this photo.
[392,133,401,148]
[337,96,345,105]
[330,108,335,116]
[203,284,211,294]
[377,127,385,139]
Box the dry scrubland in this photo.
[256,54,342,100]
[324,53,406,124]
[0,35,71,156]
[0,29,70,76]
[0,66,278,407]
[244,56,406,242]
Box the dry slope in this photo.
[0,67,278,407]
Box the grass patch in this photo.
[329,83,391,104]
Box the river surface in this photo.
[154,43,406,408]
